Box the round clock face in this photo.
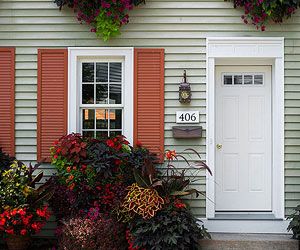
[180,91,190,99]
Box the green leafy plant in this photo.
[129,208,210,250]
[95,9,121,41]
[287,205,300,239]
[0,161,53,212]
[226,0,300,30]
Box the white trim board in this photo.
[201,219,291,234]
[205,37,285,232]
[68,47,134,144]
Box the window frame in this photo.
[68,47,134,144]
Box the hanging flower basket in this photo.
[54,0,146,41]
[5,235,31,250]
[226,0,300,31]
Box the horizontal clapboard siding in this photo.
[0,1,300,233]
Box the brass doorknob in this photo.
[216,144,222,149]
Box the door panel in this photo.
[215,66,272,211]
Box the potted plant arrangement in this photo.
[54,0,146,41]
[226,0,300,30]
[49,133,211,249]
[0,149,53,250]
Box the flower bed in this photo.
[49,133,211,249]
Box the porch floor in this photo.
[200,233,299,250]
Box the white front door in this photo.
[215,66,272,211]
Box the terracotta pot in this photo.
[6,235,31,250]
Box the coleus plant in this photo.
[226,0,300,31]
[54,0,145,41]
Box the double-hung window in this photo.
[68,48,133,144]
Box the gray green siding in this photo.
[1,0,300,229]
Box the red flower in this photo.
[53,155,58,159]
[136,140,142,147]
[166,150,176,160]
[115,159,121,166]
[5,228,14,235]
[56,148,62,153]
[31,222,41,232]
[106,139,114,148]
[0,218,6,226]
[53,140,59,145]
[20,229,27,236]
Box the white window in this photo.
[68,48,134,144]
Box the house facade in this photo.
[0,0,299,236]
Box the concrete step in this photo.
[200,233,299,250]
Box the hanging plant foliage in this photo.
[226,0,299,31]
[54,0,145,41]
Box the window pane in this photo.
[96,131,108,140]
[234,75,242,85]
[224,75,232,85]
[244,75,253,85]
[254,75,263,85]
[109,84,122,104]
[82,109,95,129]
[109,63,122,82]
[83,131,94,138]
[96,63,108,82]
[96,84,108,104]
[110,109,122,129]
[110,131,122,137]
[96,109,108,129]
[82,84,94,104]
[82,63,94,82]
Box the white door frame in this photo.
[206,37,285,220]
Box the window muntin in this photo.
[80,59,124,139]
[222,73,264,86]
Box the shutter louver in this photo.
[0,48,15,156]
[134,48,165,162]
[37,49,68,162]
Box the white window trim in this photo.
[205,37,285,233]
[68,47,134,144]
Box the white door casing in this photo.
[215,66,272,211]
[206,38,285,225]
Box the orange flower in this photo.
[73,166,77,171]
[68,175,74,181]
[166,150,176,160]
[69,183,75,191]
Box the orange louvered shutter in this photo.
[0,48,15,156]
[37,49,68,161]
[134,48,165,162]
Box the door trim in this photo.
[206,38,285,220]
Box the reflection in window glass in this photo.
[109,84,122,104]
[254,75,263,85]
[244,75,253,85]
[82,63,94,82]
[110,63,122,82]
[96,63,108,82]
[82,84,94,104]
[81,60,123,139]
[224,75,233,85]
[82,109,95,129]
[96,109,108,129]
[234,75,242,85]
[96,84,108,104]
[110,110,122,129]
